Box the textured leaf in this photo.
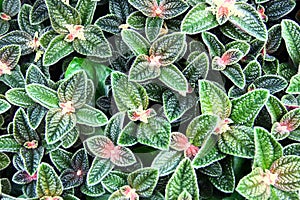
[0,65,25,88]
[121,29,150,55]
[281,19,300,67]
[101,171,128,193]
[0,153,10,171]
[183,52,209,84]
[111,72,148,112]
[26,84,59,109]
[198,161,222,177]
[0,45,21,69]
[212,49,243,71]
[0,31,33,55]
[30,0,49,25]
[201,31,225,58]
[13,108,39,145]
[18,4,41,35]
[192,145,225,168]
[2,0,21,17]
[218,126,255,158]
[43,35,74,66]
[181,3,218,34]
[26,64,49,86]
[222,63,246,89]
[151,150,184,176]
[271,155,300,191]
[73,25,112,58]
[117,121,138,146]
[104,112,125,144]
[251,75,288,94]
[253,127,283,170]
[87,157,114,186]
[229,3,267,41]
[264,0,296,21]
[230,89,269,126]
[266,24,282,54]
[61,127,79,149]
[163,90,196,123]
[49,148,72,172]
[226,41,250,55]
[145,17,163,42]
[75,0,96,25]
[150,33,186,65]
[159,64,188,94]
[283,143,300,156]
[0,135,22,153]
[45,108,76,144]
[0,20,9,36]
[220,22,251,41]
[129,54,160,82]
[95,14,123,34]
[165,158,199,200]
[109,0,133,19]
[58,70,87,108]
[128,167,159,197]
[45,0,81,33]
[287,74,300,94]
[20,146,44,176]
[36,162,63,198]
[236,167,270,200]
[0,99,10,114]
[137,116,171,150]
[208,157,235,193]
[199,80,231,119]
[60,168,83,190]
[266,95,288,123]
[126,11,146,30]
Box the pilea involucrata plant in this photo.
[0,0,300,199]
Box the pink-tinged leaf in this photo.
[110,146,136,167]
[120,185,139,200]
[212,56,226,71]
[184,145,199,160]
[221,49,244,65]
[85,135,115,159]
[170,132,189,151]
[271,155,300,191]
[216,5,230,25]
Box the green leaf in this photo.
[127,0,153,17]
[75,0,96,25]
[226,41,250,55]
[159,64,188,94]
[222,63,246,89]
[251,75,288,94]
[45,108,76,144]
[266,24,282,54]
[163,90,197,123]
[101,171,128,193]
[271,155,300,191]
[0,65,25,88]
[129,54,161,82]
[192,144,225,168]
[236,167,270,200]
[145,17,163,42]
[151,150,184,176]
[0,31,33,55]
[73,25,112,58]
[208,157,235,193]
[270,187,300,200]
[18,4,41,36]
[36,162,63,198]
[159,0,189,19]
[201,31,225,58]
[109,0,133,19]
[229,3,267,41]
[58,70,87,108]
[49,148,72,171]
[104,112,125,144]
[181,3,218,34]
[198,161,222,177]
[137,116,171,150]
[2,0,20,17]
[121,29,150,55]
[264,0,296,21]
[0,45,21,69]
[218,126,255,158]
[30,0,49,25]
[0,20,9,36]
[20,146,44,176]
[281,19,300,67]
[244,60,262,84]
[0,99,10,114]
[128,167,159,197]
[45,0,81,33]
[230,89,269,126]
[117,121,138,146]
[95,14,122,35]
[13,108,39,145]
[287,74,300,94]
[81,183,105,197]
[39,30,58,49]
[111,72,148,112]
[165,158,199,200]
[199,80,231,119]
[183,52,209,84]
[220,22,251,41]
[0,135,22,153]
[43,35,74,66]
[212,49,244,71]
[76,104,108,127]
[87,157,114,186]
[127,11,146,30]
[253,127,283,170]
[26,84,59,109]
[178,190,192,200]
[149,33,186,65]
[266,95,288,123]
[186,114,218,146]
[26,64,49,86]
[0,153,10,171]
